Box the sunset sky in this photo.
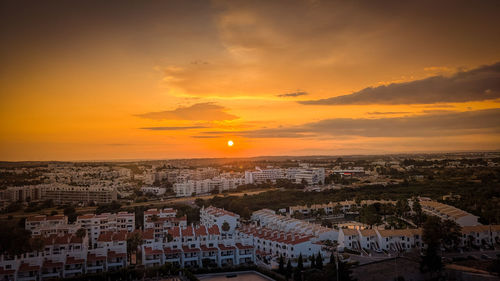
[1,0,500,161]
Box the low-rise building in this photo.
[200,206,240,235]
[140,186,166,196]
[43,184,117,204]
[420,200,479,226]
[77,212,135,248]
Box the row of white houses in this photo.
[0,230,127,281]
[338,224,500,253]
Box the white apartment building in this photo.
[173,178,244,197]
[419,200,479,226]
[244,166,325,185]
[143,208,187,241]
[288,167,326,185]
[237,224,324,260]
[338,228,423,253]
[0,185,45,203]
[25,215,74,236]
[200,206,240,235]
[43,184,117,204]
[252,209,337,241]
[140,186,166,196]
[76,212,135,248]
[0,232,92,280]
[461,225,500,248]
[141,224,255,268]
[245,168,285,184]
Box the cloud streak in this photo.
[136,103,238,121]
[299,62,500,105]
[277,91,308,98]
[140,126,207,131]
[200,109,500,138]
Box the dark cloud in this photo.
[136,103,238,121]
[140,126,207,131]
[191,135,219,138]
[299,62,500,105]
[202,109,500,138]
[367,111,411,115]
[277,91,308,98]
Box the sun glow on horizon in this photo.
[227,140,234,147]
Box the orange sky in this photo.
[1,0,499,161]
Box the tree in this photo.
[63,205,77,223]
[420,216,444,276]
[76,228,86,239]
[488,257,500,275]
[126,232,143,264]
[166,233,173,243]
[293,267,302,281]
[0,221,32,256]
[279,255,285,274]
[315,253,323,270]
[286,259,292,280]
[441,219,462,248]
[412,200,424,226]
[338,260,355,281]
[395,199,410,218]
[309,255,315,268]
[30,237,45,253]
[221,221,230,232]
[359,205,381,227]
[297,254,303,270]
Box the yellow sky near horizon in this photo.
[1,0,500,161]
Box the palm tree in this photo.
[126,232,143,264]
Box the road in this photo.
[0,188,276,220]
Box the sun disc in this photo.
[227,140,234,147]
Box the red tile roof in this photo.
[195,225,207,236]
[77,214,95,220]
[42,260,63,268]
[70,235,83,244]
[168,227,181,238]
[108,251,127,259]
[204,206,239,218]
[46,215,65,221]
[164,247,182,254]
[218,244,235,250]
[0,267,16,275]
[66,256,85,265]
[144,247,163,255]
[26,215,46,222]
[182,226,194,237]
[142,229,154,240]
[208,225,220,235]
[97,230,127,242]
[18,263,40,272]
[54,234,70,245]
[182,246,200,253]
[200,245,218,252]
[87,253,106,262]
[236,243,254,250]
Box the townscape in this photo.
[1,153,499,280]
[2,1,500,280]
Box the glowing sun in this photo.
[227,140,234,147]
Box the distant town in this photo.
[0,152,499,281]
